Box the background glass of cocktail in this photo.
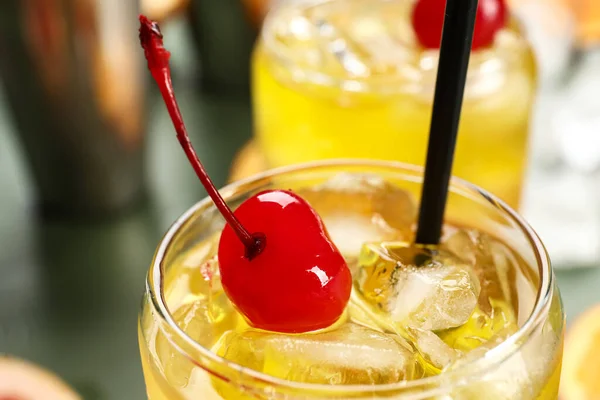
[251,0,536,209]
[139,161,564,400]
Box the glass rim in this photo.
[259,0,528,96]
[147,159,554,396]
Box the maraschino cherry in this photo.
[138,16,352,333]
[412,0,508,50]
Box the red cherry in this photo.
[138,16,352,333]
[412,0,508,50]
[218,190,352,333]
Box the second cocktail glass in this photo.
[252,0,536,209]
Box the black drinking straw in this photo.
[415,0,479,246]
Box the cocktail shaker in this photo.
[0,0,147,217]
[187,0,257,93]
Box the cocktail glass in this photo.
[139,160,563,400]
[252,0,537,209]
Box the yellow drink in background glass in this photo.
[252,0,536,209]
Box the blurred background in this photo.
[0,0,599,398]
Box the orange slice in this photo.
[560,304,600,400]
[0,357,81,400]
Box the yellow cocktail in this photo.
[139,161,563,399]
[252,0,536,208]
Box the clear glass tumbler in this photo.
[139,160,563,399]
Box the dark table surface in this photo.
[1,19,599,400]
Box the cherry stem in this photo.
[138,15,264,259]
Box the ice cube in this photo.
[437,299,516,352]
[163,251,220,308]
[209,329,275,400]
[155,292,239,388]
[354,242,480,331]
[284,0,417,78]
[442,228,517,318]
[315,18,370,77]
[188,255,223,296]
[408,328,457,372]
[322,214,398,258]
[347,16,413,72]
[215,323,423,385]
[299,173,416,256]
[214,329,266,372]
[447,332,537,400]
[347,294,387,332]
[445,317,560,399]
